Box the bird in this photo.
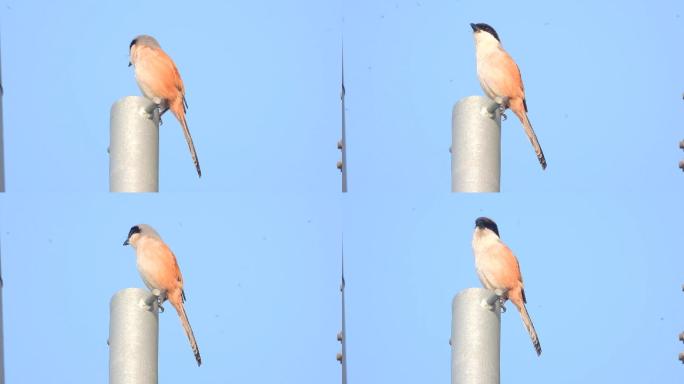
[471,217,542,356]
[123,224,202,366]
[470,23,547,170]
[129,35,202,177]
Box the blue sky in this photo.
[1,0,684,383]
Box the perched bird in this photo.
[471,217,541,356]
[470,23,547,170]
[129,35,202,177]
[124,224,202,366]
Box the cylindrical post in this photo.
[109,96,159,192]
[339,253,347,384]
[451,96,502,192]
[451,288,501,384]
[109,288,159,384]
[339,49,348,193]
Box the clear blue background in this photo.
[1,0,684,383]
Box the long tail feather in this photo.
[518,302,542,356]
[514,107,547,170]
[172,104,202,177]
[173,299,202,366]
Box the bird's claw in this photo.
[156,296,165,313]
[156,106,165,126]
[496,99,509,120]
[497,294,507,312]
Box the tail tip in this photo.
[539,156,547,170]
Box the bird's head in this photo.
[123,224,159,247]
[470,22,500,42]
[128,35,161,67]
[475,217,500,237]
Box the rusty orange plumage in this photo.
[129,35,201,177]
[471,217,541,356]
[471,23,547,170]
[124,224,202,366]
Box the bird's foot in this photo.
[142,102,158,121]
[156,296,165,313]
[494,96,509,120]
[146,99,168,124]
[149,288,166,312]
[492,288,508,312]
[155,106,165,125]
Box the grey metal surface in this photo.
[451,96,502,192]
[451,288,501,384]
[109,288,159,384]
[339,245,347,384]
[337,46,347,193]
[339,47,348,193]
[681,288,684,363]
[109,96,159,192]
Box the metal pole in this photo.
[451,96,503,193]
[336,243,347,384]
[337,45,348,193]
[109,288,159,384]
[109,96,159,192]
[451,288,501,384]
[680,284,684,363]
[0,35,5,192]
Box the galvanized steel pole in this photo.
[109,96,160,192]
[451,96,503,192]
[680,284,684,363]
[109,288,159,384]
[451,288,501,384]
[336,246,348,384]
[338,46,348,193]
